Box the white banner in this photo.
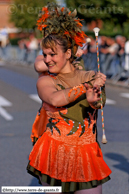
[1,186,62,193]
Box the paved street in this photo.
[0,62,129,194]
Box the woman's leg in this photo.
[74,185,102,194]
[39,176,71,194]
[39,176,50,186]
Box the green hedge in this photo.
[9,38,22,46]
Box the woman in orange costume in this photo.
[27,3,111,193]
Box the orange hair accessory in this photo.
[36,2,87,47]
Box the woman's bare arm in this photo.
[37,75,102,108]
[37,76,69,106]
[37,76,87,107]
[34,55,48,73]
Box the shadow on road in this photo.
[105,153,129,174]
[29,178,41,194]
[29,178,40,186]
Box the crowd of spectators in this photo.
[0,31,41,65]
[0,31,129,82]
[17,34,40,64]
[82,35,128,80]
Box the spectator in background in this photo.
[82,37,98,71]
[18,38,28,62]
[82,37,91,71]
[99,36,109,73]
[0,26,9,59]
[124,39,129,71]
[115,35,126,72]
[115,35,123,53]
[88,37,98,71]
[102,37,119,77]
[27,34,38,64]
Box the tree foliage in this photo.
[10,0,56,30]
[10,0,129,36]
[65,0,129,36]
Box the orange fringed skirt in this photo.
[27,116,111,192]
[27,102,112,191]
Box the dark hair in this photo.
[42,34,78,63]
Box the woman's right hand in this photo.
[84,83,100,104]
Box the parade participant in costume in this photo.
[27,3,111,193]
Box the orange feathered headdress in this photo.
[37,2,87,47]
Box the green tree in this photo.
[65,0,129,36]
[10,0,56,30]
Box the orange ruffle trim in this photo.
[31,107,48,142]
[29,132,111,183]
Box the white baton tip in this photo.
[93,27,100,36]
[102,134,108,144]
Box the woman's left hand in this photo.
[93,72,106,87]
